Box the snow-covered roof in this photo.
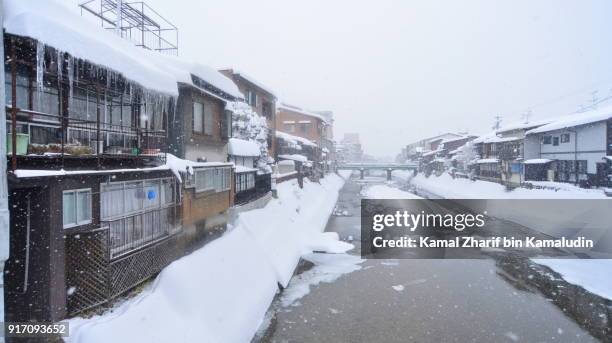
[472,132,521,144]
[278,154,308,163]
[3,0,178,96]
[221,68,276,97]
[277,102,328,123]
[527,105,612,134]
[496,119,553,134]
[484,136,521,144]
[228,138,260,157]
[234,165,258,173]
[476,158,499,164]
[146,53,242,100]
[427,133,463,143]
[605,156,612,162]
[421,149,441,157]
[275,131,317,147]
[13,154,232,183]
[523,159,553,164]
[472,132,494,144]
[448,148,462,155]
[439,135,471,145]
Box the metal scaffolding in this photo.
[79,0,178,55]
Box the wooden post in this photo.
[96,85,101,169]
[10,38,17,171]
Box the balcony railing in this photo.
[104,206,179,259]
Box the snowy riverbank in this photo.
[67,174,350,343]
[410,173,608,199]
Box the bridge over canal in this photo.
[336,162,418,180]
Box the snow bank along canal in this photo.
[68,174,352,343]
[259,173,607,343]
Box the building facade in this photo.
[524,111,612,187]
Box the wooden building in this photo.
[2,4,237,323]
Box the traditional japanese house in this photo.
[1,0,232,323]
[154,57,241,240]
[276,102,328,175]
[493,120,550,185]
[471,132,502,181]
[524,107,612,187]
[219,69,278,157]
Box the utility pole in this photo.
[492,115,502,131]
[521,109,532,124]
[0,0,10,337]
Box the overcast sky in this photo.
[70,0,612,157]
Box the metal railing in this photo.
[7,107,167,157]
[104,206,178,259]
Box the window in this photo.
[300,123,309,133]
[553,136,559,146]
[285,123,295,133]
[246,91,257,107]
[63,189,92,228]
[193,102,204,133]
[542,135,552,144]
[235,172,256,193]
[204,104,213,135]
[101,178,175,220]
[100,178,177,258]
[561,133,570,143]
[222,110,232,138]
[194,167,231,193]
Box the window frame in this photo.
[542,135,552,145]
[193,101,204,134]
[62,188,93,229]
[560,133,570,143]
[194,167,232,193]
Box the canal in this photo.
[257,173,608,343]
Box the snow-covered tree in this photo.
[226,101,272,173]
[454,140,478,173]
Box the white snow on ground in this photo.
[280,253,363,307]
[361,184,422,199]
[410,173,607,199]
[531,259,612,300]
[68,174,349,343]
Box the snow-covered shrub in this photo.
[454,141,478,173]
[226,101,272,173]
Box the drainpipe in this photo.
[0,0,10,335]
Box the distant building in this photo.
[339,133,363,162]
[313,110,335,166]
[276,103,330,174]
[404,133,464,161]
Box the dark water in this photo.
[259,175,609,343]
